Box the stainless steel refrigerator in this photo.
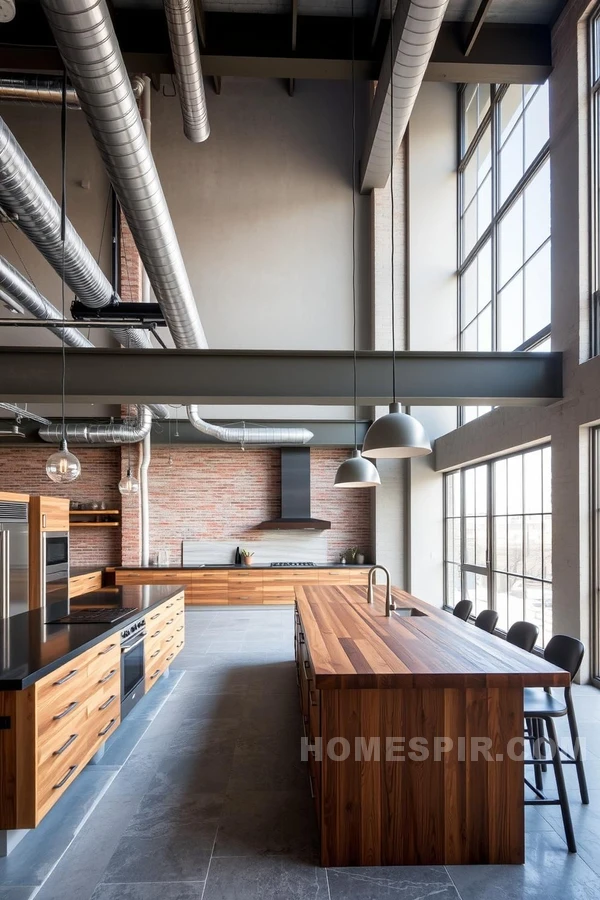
[0,499,29,619]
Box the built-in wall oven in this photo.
[43,531,69,616]
[121,616,146,718]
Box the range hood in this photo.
[257,448,331,530]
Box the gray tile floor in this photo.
[3,607,600,900]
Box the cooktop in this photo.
[49,607,137,625]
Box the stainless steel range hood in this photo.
[257,448,331,531]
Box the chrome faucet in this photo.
[367,565,395,617]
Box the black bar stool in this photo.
[524,634,589,853]
[474,609,499,633]
[507,620,539,653]
[452,599,472,621]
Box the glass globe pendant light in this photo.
[334,0,380,489]
[119,466,139,495]
[361,2,431,462]
[46,439,81,483]
[46,75,81,484]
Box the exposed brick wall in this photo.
[118,214,142,302]
[0,448,122,567]
[121,445,372,566]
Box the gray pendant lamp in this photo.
[361,1,431,462]
[334,0,380,489]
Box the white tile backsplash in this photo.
[182,532,329,565]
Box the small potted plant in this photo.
[241,549,254,567]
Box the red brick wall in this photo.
[119,214,142,302]
[0,447,122,567]
[121,445,372,566]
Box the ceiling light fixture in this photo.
[334,0,380,489]
[46,73,81,484]
[361,1,431,462]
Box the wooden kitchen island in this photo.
[294,584,570,868]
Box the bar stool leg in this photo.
[545,717,577,853]
[531,718,544,791]
[566,690,589,805]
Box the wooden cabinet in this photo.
[31,496,70,532]
[0,632,121,830]
[69,570,103,599]
[113,567,368,606]
[144,592,185,689]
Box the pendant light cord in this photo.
[60,71,68,439]
[351,0,357,450]
[389,0,397,404]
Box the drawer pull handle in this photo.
[54,701,79,720]
[98,718,117,737]
[177,610,184,616]
[99,694,117,711]
[150,668,161,680]
[166,652,175,662]
[151,630,161,639]
[54,765,78,790]
[53,669,78,686]
[150,613,160,621]
[176,626,184,632]
[98,643,116,656]
[150,649,160,659]
[54,733,78,756]
[165,635,174,643]
[98,668,117,685]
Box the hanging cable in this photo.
[351,0,357,451]
[60,69,67,436]
[390,0,397,404]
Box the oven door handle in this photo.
[121,631,147,654]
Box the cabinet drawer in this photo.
[37,703,89,767]
[37,726,95,819]
[145,655,168,691]
[69,571,103,598]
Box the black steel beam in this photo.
[0,11,550,83]
[0,347,563,406]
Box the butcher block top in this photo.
[295,584,570,690]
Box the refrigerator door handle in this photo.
[41,534,47,611]
[1,530,9,619]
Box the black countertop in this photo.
[0,584,185,691]
[109,564,371,571]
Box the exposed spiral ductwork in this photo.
[40,0,207,351]
[0,74,145,109]
[164,0,210,143]
[0,255,93,348]
[360,0,450,191]
[0,117,151,351]
[38,404,152,444]
[186,407,313,445]
[41,0,312,447]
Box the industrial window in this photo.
[590,8,600,357]
[444,445,552,645]
[458,83,551,423]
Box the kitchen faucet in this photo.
[367,565,395,617]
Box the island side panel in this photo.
[320,685,525,867]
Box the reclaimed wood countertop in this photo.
[295,584,569,690]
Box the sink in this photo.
[393,607,427,618]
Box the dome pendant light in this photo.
[46,73,81,484]
[119,466,140,495]
[361,1,431,462]
[334,0,380,489]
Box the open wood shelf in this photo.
[70,521,120,528]
[70,509,120,515]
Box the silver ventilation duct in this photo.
[0,116,149,351]
[39,404,152,444]
[0,74,145,109]
[360,0,450,191]
[42,0,312,447]
[0,255,93,348]
[187,408,313,445]
[164,0,210,143]
[41,0,207,351]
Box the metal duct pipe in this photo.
[0,255,93,348]
[0,117,150,351]
[41,0,207,350]
[38,404,152,444]
[140,432,151,565]
[186,407,313,445]
[360,0,450,191]
[42,0,311,446]
[0,74,145,109]
[164,0,210,143]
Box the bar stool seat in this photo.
[523,687,567,717]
